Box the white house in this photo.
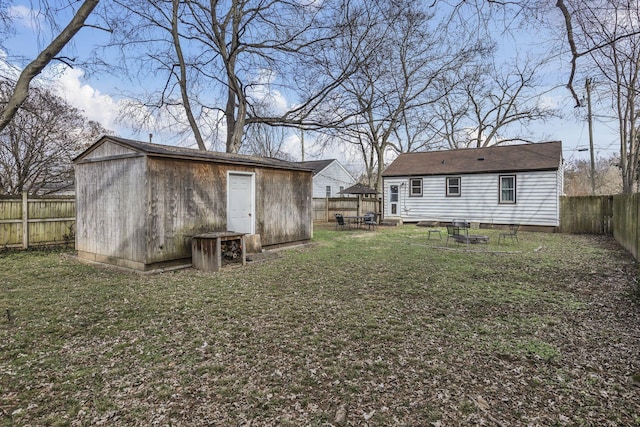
[297,159,357,198]
[381,141,563,230]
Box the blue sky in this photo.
[1,1,621,171]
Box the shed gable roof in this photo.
[75,136,313,172]
[382,141,562,177]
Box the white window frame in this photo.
[446,177,461,197]
[325,185,331,198]
[409,178,423,197]
[499,175,516,204]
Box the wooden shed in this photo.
[74,136,313,271]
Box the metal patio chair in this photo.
[335,213,348,230]
[363,212,377,230]
[499,224,520,243]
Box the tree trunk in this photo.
[171,0,207,150]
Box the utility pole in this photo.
[300,128,305,162]
[585,78,596,195]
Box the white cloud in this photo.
[46,66,121,133]
[1,53,124,135]
[246,69,289,114]
[8,5,41,30]
[539,94,560,110]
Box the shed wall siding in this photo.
[83,140,138,160]
[256,169,313,245]
[146,159,313,263]
[75,138,313,270]
[146,158,227,264]
[312,162,356,198]
[75,157,147,263]
[383,170,560,226]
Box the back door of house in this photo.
[389,184,399,215]
[227,172,255,234]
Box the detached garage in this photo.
[74,136,313,271]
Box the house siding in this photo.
[383,170,560,226]
[312,161,356,198]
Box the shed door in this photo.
[227,172,255,234]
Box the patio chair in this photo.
[499,224,519,243]
[446,222,468,246]
[335,213,348,230]
[363,212,377,230]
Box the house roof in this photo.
[75,136,314,172]
[339,183,379,195]
[296,159,336,175]
[382,141,563,177]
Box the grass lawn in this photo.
[1,225,639,426]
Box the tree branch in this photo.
[0,0,100,133]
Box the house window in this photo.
[446,177,461,197]
[409,178,423,197]
[339,186,344,196]
[326,186,331,198]
[499,175,516,204]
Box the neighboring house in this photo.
[297,159,357,198]
[381,141,563,229]
[74,136,313,272]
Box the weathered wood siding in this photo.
[75,156,147,267]
[83,140,138,160]
[312,161,356,198]
[146,158,228,264]
[256,168,313,245]
[383,170,560,226]
[145,158,312,262]
[75,137,313,271]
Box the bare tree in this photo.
[554,0,640,193]
[564,155,622,196]
[108,0,358,153]
[328,0,482,190]
[0,0,100,133]
[241,123,294,161]
[434,57,559,149]
[0,79,108,195]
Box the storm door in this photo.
[389,185,399,215]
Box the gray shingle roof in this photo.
[296,159,336,175]
[382,141,562,177]
[76,136,313,172]
[339,183,379,195]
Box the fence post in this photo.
[22,191,28,249]
[326,196,329,222]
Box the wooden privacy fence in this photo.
[612,193,640,260]
[560,195,614,235]
[0,193,75,248]
[559,194,640,261]
[313,197,381,222]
